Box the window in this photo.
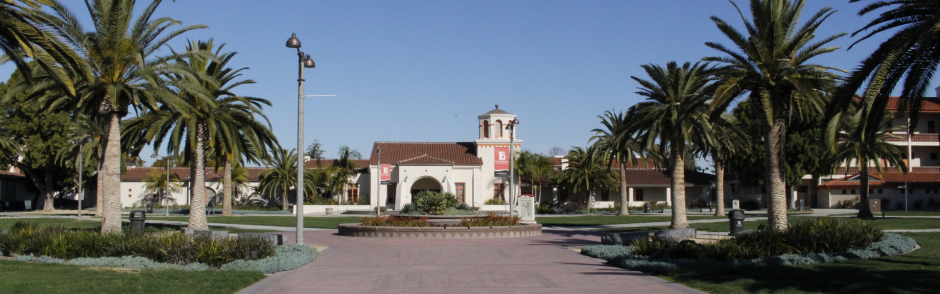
[929,121,936,133]
[900,188,906,193]
[346,184,359,203]
[635,188,645,201]
[0,180,15,201]
[851,189,856,194]
[878,189,883,194]
[482,120,489,138]
[496,120,504,138]
[869,189,874,194]
[456,183,466,203]
[842,190,847,194]
[932,153,938,160]
[928,189,932,194]
[494,183,505,202]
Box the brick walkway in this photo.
[236,230,703,294]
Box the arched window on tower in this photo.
[496,120,503,138]
[482,120,489,138]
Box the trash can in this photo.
[728,209,745,236]
[644,203,651,213]
[129,210,146,234]
[146,202,154,214]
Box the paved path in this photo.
[236,230,703,294]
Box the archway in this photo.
[410,177,442,196]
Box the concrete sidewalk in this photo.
[236,230,704,294]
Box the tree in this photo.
[258,148,315,210]
[305,140,325,164]
[832,0,940,135]
[557,146,619,210]
[592,110,644,216]
[332,146,362,204]
[705,0,845,231]
[548,146,566,157]
[628,61,721,229]
[690,116,745,217]
[141,167,181,206]
[57,114,105,215]
[29,0,205,233]
[513,151,554,204]
[831,106,907,218]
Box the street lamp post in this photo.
[287,33,316,246]
[152,154,174,217]
[73,141,83,220]
[505,118,519,218]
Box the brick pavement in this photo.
[236,229,704,294]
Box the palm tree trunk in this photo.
[282,182,288,211]
[764,118,789,231]
[222,159,233,216]
[857,158,873,217]
[100,113,123,234]
[714,154,726,217]
[619,158,630,216]
[188,124,209,230]
[95,164,103,217]
[670,139,688,229]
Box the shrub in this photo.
[441,207,479,215]
[454,203,473,211]
[562,202,583,212]
[219,245,317,274]
[0,222,275,267]
[580,245,636,260]
[400,203,417,214]
[67,256,211,271]
[306,197,338,205]
[380,206,388,213]
[837,197,861,209]
[360,215,430,227]
[457,212,520,227]
[412,191,459,214]
[484,198,507,205]
[687,197,709,209]
[537,204,555,214]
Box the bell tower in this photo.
[477,104,518,141]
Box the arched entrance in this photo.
[410,177,442,196]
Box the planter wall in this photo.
[338,223,542,238]
[292,205,371,215]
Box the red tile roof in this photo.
[368,142,483,165]
[622,168,715,187]
[886,97,940,113]
[819,172,940,189]
[0,170,26,179]
[304,159,370,171]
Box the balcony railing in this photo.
[884,133,940,142]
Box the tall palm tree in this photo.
[31,0,205,233]
[705,0,844,231]
[592,110,645,216]
[333,146,362,204]
[56,114,105,216]
[513,151,554,204]
[258,148,316,210]
[832,106,907,218]
[0,0,89,94]
[628,61,721,229]
[690,117,745,217]
[557,146,619,210]
[834,0,940,133]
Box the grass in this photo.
[147,216,365,229]
[882,211,940,217]
[597,216,940,233]
[0,260,265,294]
[535,215,725,226]
[655,233,940,293]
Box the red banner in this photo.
[380,164,391,181]
[494,147,510,171]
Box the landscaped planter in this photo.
[393,214,487,226]
[337,223,542,238]
[653,227,696,244]
[601,232,649,245]
[293,205,370,215]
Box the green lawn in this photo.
[657,233,940,293]
[147,216,364,229]
[883,211,940,217]
[535,215,726,226]
[597,217,940,233]
[0,260,265,294]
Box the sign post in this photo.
[518,194,535,223]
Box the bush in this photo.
[629,218,882,262]
[0,222,275,267]
[537,204,555,214]
[484,198,507,205]
[687,197,708,209]
[413,191,459,214]
[562,202,583,212]
[457,212,520,227]
[455,203,473,211]
[580,244,636,260]
[837,197,861,209]
[441,207,479,215]
[219,245,317,274]
[306,197,338,205]
[360,216,430,227]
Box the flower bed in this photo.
[579,218,919,273]
[360,212,520,227]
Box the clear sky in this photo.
[2,0,934,166]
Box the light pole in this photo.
[71,139,90,220]
[376,146,381,216]
[505,118,519,218]
[152,154,175,217]
[287,33,316,246]
[899,183,909,212]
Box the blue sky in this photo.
[2,0,933,166]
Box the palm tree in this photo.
[141,167,181,207]
[557,146,619,210]
[833,0,940,133]
[513,151,554,204]
[57,114,105,216]
[690,117,745,217]
[592,110,645,216]
[0,0,89,94]
[832,106,907,218]
[704,0,845,231]
[333,146,362,204]
[31,0,205,233]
